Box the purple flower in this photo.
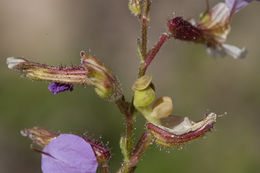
[225,0,260,13]
[41,134,98,173]
[48,82,73,95]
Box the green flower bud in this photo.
[128,0,141,16]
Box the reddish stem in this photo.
[129,132,152,167]
[140,33,169,75]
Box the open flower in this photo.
[21,127,111,173]
[41,134,98,173]
[167,0,259,59]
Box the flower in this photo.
[6,52,122,100]
[41,134,98,173]
[48,82,73,95]
[21,127,111,170]
[167,0,259,59]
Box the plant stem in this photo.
[115,96,134,160]
[140,0,150,58]
[129,132,152,167]
[118,132,153,173]
[139,33,170,76]
[101,162,109,173]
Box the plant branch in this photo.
[139,33,170,76]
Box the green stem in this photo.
[118,132,153,173]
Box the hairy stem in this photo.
[118,132,153,173]
[115,97,133,160]
[139,33,170,76]
[129,132,152,167]
[140,0,150,58]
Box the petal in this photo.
[222,44,247,59]
[225,0,258,13]
[206,44,247,59]
[199,3,230,30]
[206,46,227,58]
[199,3,231,43]
[42,134,98,173]
[6,57,27,69]
[48,82,73,95]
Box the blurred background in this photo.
[0,0,260,172]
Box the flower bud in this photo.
[146,113,217,148]
[151,96,173,119]
[80,51,122,101]
[129,0,141,16]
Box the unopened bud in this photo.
[151,96,173,119]
[128,0,141,16]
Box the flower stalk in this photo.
[141,33,170,76]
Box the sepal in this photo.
[146,113,217,148]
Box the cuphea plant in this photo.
[6,0,259,172]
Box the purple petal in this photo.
[48,82,73,95]
[225,0,259,13]
[42,134,98,173]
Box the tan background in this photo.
[0,0,260,172]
